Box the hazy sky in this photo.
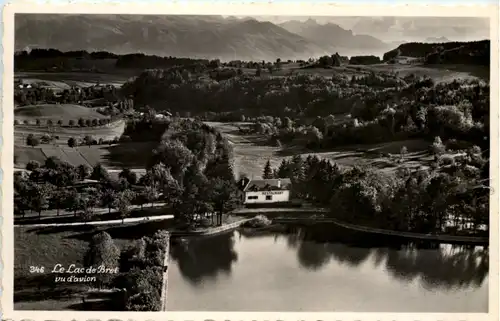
[232,16,490,42]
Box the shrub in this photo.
[26,160,41,171]
[68,137,77,148]
[26,134,40,147]
[439,155,455,166]
[242,215,272,228]
[431,136,446,155]
[40,134,52,144]
[125,290,161,311]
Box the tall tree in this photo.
[84,232,120,287]
[263,160,273,179]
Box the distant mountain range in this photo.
[14,14,488,61]
[278,18,388,51]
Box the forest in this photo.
[262,140,489,236]
[382,40,490,65]
[122,68,489,151]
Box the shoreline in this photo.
[273,216,489,245]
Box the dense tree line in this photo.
[382,40,490,66]
[267,143,489,235]
[239,76,489,150]
[349,55,381,65]
[15,49,118,72]
[115,53,210,70]
[121,69,380,118]
[15,84,120,107]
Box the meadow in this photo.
[206,121,433,179]
[14,141,155,170]
[15,69,135,89]
[252,61,487,83]
[15,104,109,122]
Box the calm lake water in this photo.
[167,225,488,312]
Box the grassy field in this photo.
[15,104,110,123]
[243,61,486,83]
[15,69,135,89]
[14,141,155,170]
[207,121,432,179]
[14,219,175,310]
[15,119,126,145]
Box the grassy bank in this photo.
[14,219,174,310]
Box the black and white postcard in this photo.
[1,3,498,321]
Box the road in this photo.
[16,202,167,221]
[15,213,174,228]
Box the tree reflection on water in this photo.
[286,225,489,291]
[169,233,238,286]
[170,225,488,292]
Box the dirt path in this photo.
[15,213,173,228]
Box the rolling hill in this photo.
[382,40,490,66]
[15,104,109,121]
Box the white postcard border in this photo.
[1,3,499,321]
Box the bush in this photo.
[199,217,212,228]
[439,155,455,166]
[125,288,161,311]
[242,215,272,228]
[26,160,41,171]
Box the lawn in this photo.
[14,141,155,170]
[15,68,135,88]
[14,146,47,167]
[14,219,175,310]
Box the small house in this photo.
[243,178,292,204]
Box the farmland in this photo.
[15,70,134,89]
[15,104,109,123]
[206,121,433,179]
[14,141,155,170]
[247,61,487,83]
[15,119,126,144]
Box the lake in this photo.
[167,225,489,312]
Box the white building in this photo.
[243,178,292,204]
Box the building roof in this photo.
[243,178,292,192]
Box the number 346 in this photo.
[29,266,45,273]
